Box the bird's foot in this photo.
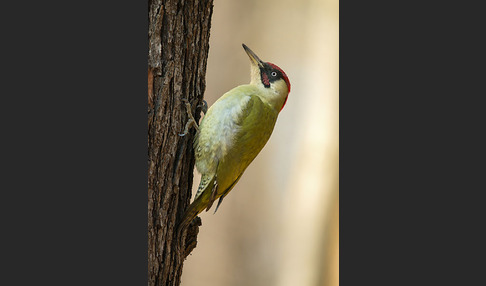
[198,100,208,115]
[179,98,200,136]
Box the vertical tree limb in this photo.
[148,0,213,285]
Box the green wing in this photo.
[180,87,278,230]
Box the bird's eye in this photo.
[271,71,277,77]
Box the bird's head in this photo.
[243,43,291,112]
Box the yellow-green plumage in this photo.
[178,44,290,231]
[179,86,279,228]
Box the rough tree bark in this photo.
[148,0,213,285]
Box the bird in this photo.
[178,43,291,231]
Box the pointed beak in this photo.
[242,43,264,68]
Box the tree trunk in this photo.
[148,0,213,285]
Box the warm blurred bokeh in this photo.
[181,0,338,285]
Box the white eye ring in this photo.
[271,71,277,77]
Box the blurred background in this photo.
[182,0,338,285]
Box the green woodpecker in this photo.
[179,44,291,230]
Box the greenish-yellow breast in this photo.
[194,84,279,198]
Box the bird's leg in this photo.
[198,100,208,115]
[179,98,200,136]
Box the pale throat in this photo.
[249,66,289,111]
[257,81,288,111]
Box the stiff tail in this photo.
[177,196,206,233]
[177,172,242,233]
[177,176,215,233]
